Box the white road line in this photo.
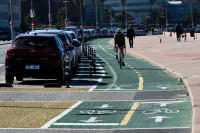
[40,101,83,129]
[88,60,105,92]
[69,63,84,87]
[53,123,119,126]
[0,64,4,67]
[0,81,5,83]
[94,89,137,91]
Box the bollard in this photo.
[86,44,88,57]
[89,55,92,78]
[91,48,94,66]
[65,60,70,88]
[94,50,96,74]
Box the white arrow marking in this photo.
[97,104,113,109]
[161,87,167,89]
[79,117,102,123]
[149,116,171,122]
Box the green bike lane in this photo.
[44,99,192,129]
[88,38,184,91]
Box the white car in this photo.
[65,31,82,63]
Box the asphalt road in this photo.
[0,39,192,133]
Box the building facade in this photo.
[0,0,23,31]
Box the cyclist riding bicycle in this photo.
[114,28,126,66]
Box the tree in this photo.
[101,8,110,27]
[121,0,127,10]
[24,13,41,28]
[56,7,70,28]
[148,8,159,27]
[108,8,115,23]
[190,7,200,27]
[156,8,172,28]
[147,0,156,9]
[115,10,131,26]
[141,15,152,26]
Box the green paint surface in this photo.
[49,99,192,129]
[87,38,185,91]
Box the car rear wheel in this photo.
[16,76,23,81]
[7,37,11,41]
[5,74,14,84]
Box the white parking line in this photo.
[53,123,119,126]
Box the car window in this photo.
[56,36,64,48]
[71,33,76,39]
[13,38,56,48]
[67,34,72,44]
[58,34,66,41]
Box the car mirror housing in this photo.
[66,46,74,51]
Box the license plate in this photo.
[25,65,40,69]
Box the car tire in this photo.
[16,76,23,81]
[7,36,11,41]
[5,74,14,84]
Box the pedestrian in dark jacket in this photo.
[174,23,183,42]
[127,25,135,48]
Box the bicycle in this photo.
[116,46,126,69]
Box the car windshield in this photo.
[71,33,76,39]
[13,38,56,48]
[65,28,77,35]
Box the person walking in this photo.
[174,23,183,42]
[127,25,135,48]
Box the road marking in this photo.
[136,72,139,73]
[141,101,186,107]
[138,77,144,90]
[53,123,119,126]
[128,65,131,66]
[80,117,102,123]
[138,74,142,77]
[96,53,117,90]
[120,102,140,125]
[0,81,5,83]
[0,64,4,67]
[94,89,137,91]
[149,116,171,122]
[69,63,84,87]
[96,104,113,109]
[40,101,83,129]
[88,60,105,91]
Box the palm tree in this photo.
[147,0,156,9]
[115,10,131,24]
[101,8,110,27]
[108,8,115,23]
[121,0,127,10]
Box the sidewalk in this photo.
[0,41,12,45]
[109,35,200,133]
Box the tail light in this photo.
[63,42,70,47]
[7,49,15,56]
[52,50,61,56]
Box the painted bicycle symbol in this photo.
[80,110,116,115]
[143,108,179,114]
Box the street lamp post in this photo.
[10,0,14,42]
[166,0,167,31]
[96,0,98,29]
[31,0,34,31]
[63,0,68,27]
[54,0,60,17]
[125,2,127,30]
[48,0,52,29]
[110,0,112,30]
[80,0,82,28]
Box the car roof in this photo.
[16,34,56,38]
[30,30,65,35]
[65,31,75,33]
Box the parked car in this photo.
[65,31,82,63]
[5,34,74,84]
[29,30,78,78]
[64,27,78,36]
[0,31,11,41]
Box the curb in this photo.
[0,42,11,45]
[109,39,195,133]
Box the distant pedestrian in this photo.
[174,23,183,42]
[127,25,135,48]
